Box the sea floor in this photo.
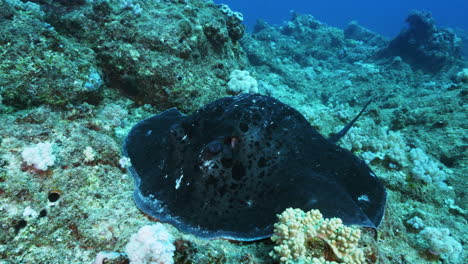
[0,0,466,263]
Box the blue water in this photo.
[215,0,468,37]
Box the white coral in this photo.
[337,112,449,189]
[21,141,56,171]
[125,223,175,264]
[406,216,425,230]
[83,146,96,162]
[227,70,258,94]
[420,227,462,261]
[409,148,447,188]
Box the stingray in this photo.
[123,94,386,241]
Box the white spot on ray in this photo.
[358,194,370,203]
[175,174,184,189]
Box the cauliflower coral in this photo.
[21,141,56,171]
[270,208,364,264]
[227,70,258,94]
[125,223,175,264]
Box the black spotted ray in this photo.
[123,94,386,241]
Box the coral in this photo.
[406,216,425,230]
[125,223,175,264]
[338,116,450,189]
[227,70,258,94]
[420,227,462,262]
[219,4,244,22]
[339,124,409,167]
[409,148,447,188]
[270,208,364,264]
[21,142,56,171]
[219,4,245,41]
[83,146,96,163]
[94,252,125,264]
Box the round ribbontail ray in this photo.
[123,94,387,241]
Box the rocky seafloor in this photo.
[0,0,466,263]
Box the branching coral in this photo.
[270,208,364,264]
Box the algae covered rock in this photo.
[41,0,248,112]
[0,0,103,108]
[380,11,463,73]
[344,20,387,48]
[1,0,248,111]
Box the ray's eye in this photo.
[206,140,222,154]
